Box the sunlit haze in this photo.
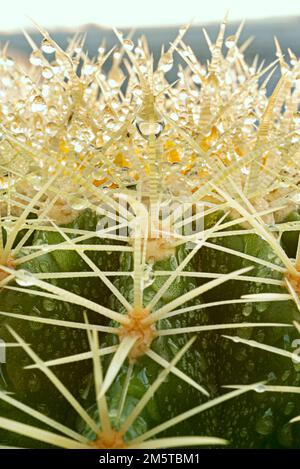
[1,0,300,31]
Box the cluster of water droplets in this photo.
[0,22,299,217]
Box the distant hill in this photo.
[1,16,300,94]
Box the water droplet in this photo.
[284,401,295,416]
[30,175,43,190]
[16,270,38,287]
[83,64,97,75]
[73,141,83,153]
[42,67,54,79]
[41,38,56,54]
[231,336,241,343]
[256,301,268,313]
[225,35,236,49]
[39,261,50,272]
[29,50,43,66]
[98,46,105,55]
[31,96,47,113]
[0,177,9,190]
[38,244,49,252]
[30,308,43,330]
[143,264,155,288]
[69,195,89,210]
[159,52,173,72]
[254,383,266,393]
[45,122,58,137]
[207,72,219,88]
[192,74,201,85]
[255,413,274,435]
[43,299,56,312]
[123,39,134,51]
[135,119,165,140]
[10,119,23,134]
[278,423,293,447]
[27,373,41,392]
[170,112,179,121]
[242,303,253,317]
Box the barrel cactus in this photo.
[1,18,300,449]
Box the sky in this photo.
[1,0,300,31]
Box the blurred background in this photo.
[1,0,300,93]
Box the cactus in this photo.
[1,18,300,449]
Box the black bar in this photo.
[0,448,297,466]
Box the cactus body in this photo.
[199,214,300,447]
[0,209,119,445]
[281,211,300,259]
[100,245,218,439]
